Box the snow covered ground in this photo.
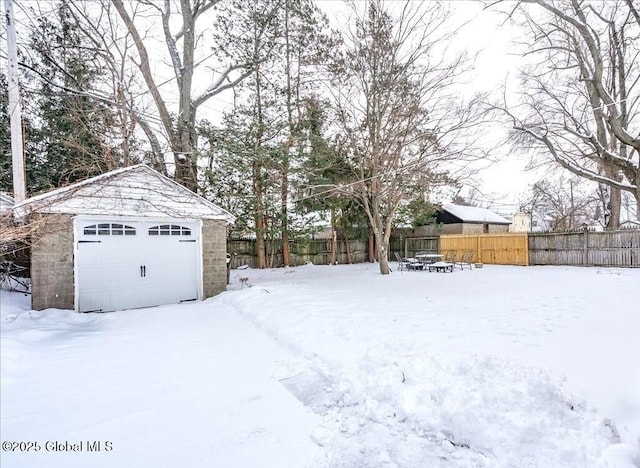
[1,263,639,467]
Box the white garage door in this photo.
[74,219,201,312]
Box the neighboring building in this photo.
[12,165,235,313]
[429,203,511,234]
[530,214,555,232]
[620,220,640,229]
[0,192,15,213]
[510,211,532,233]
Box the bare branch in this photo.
[111,0,177,146]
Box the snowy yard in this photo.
[1,263,639,467]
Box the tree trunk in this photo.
[135,115,167,175]
[604,164,622,228]
[374,231,390,274]
[377,247,390,273]
[330,208,337,265]
[608,186,621,228]
[281,151,291,266]
[268,238,276,269]
[634,168,640,221]
[280,2,293,268]
[368,212,390,274]
[174,126,198,192]
[253,158,267,269]
[254,212,267,269]
[252,53,267,269]
[281,231,290,267]
[368,233,375,263]
[344,230,353,264]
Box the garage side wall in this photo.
[31,214,75,310]
[202,219,228,298]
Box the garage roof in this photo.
[1,192,15,213]
[12,165,235,223]
[442,203,510,224]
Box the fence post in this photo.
[582,224,589,266]
[402,233,407,258]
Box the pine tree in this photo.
[0,75,12,192]
[25,3,116,192]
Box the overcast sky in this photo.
[315,0,541,213]
[3,0,542,214]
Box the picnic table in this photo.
[428,261,454,273]
[403,257,424,270]
[395,252,456,272]
[403,254,447,271]
[415,253,443,264]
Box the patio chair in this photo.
[443,250,457,263]
[393,252,410,272]
[407,257,425,270]
[456,250,474,270]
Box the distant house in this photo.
[0,192,15,213]
[510,211,532,233]
[434,203,510,234]
[12,165,235,313]
[620,220,640,229]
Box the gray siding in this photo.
[529,229,640,267]
[30,214,75,310]
[202,219,228,298]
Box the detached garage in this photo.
[12,165,235,313]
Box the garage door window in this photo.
[83,223,136,236]
[148,224,192,236]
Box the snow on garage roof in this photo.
[0,192,15,212]
[12,165,235,223]
[442,203,510,224]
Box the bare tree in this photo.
[521,175,603,230]
[12,0,169,181]
[111,0,276,191]
[13,1,127,191]
[493,0,640,226]
[328,0,484,274]
[64,1,154,170]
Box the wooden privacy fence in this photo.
[228,229,640,268]
[529,229,640,267]
[440,233,529,266]
[227,238,368,268]
[389,236,439,258]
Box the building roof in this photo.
[0,192,15,211]
[620,220,640,227]
[12,165,235,223]
[442,203,510,224]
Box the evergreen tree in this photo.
[0,74,43,195]
[0,76,11,192]
[203,0,336,268]
[296,97,369,263]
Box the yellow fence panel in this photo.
[440,233,529,266]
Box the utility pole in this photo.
[4,0,26,202]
